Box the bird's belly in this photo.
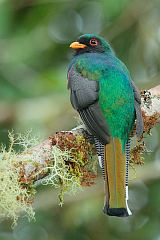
[99,89,135,142]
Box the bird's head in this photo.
[70,34,114,55]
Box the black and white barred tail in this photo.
[94,137,132,216]
[125,139,132,215]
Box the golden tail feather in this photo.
[103,138,130,217]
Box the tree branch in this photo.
[22,85,160,183]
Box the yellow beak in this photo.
[70,41,86,49]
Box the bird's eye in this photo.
[89,38,98,46]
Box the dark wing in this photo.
[131,80,144,137]
[68,66,110,144]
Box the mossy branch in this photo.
[0,85,159,226]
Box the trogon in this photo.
[67,34,143,217]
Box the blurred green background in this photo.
[0,0,160,239]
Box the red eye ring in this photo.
[89,38,98,46]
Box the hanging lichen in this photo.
[48,131,97,205]
[0,131,36,227]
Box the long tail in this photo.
[95,137,132,217]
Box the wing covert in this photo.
[68,66,99,110]
[68,65,110,144]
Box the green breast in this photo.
[99,67,135,147]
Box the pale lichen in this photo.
[0,131,36,227]
[47,131,97,205]
[41,146,82,206]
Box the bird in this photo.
[67,33,143,217]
